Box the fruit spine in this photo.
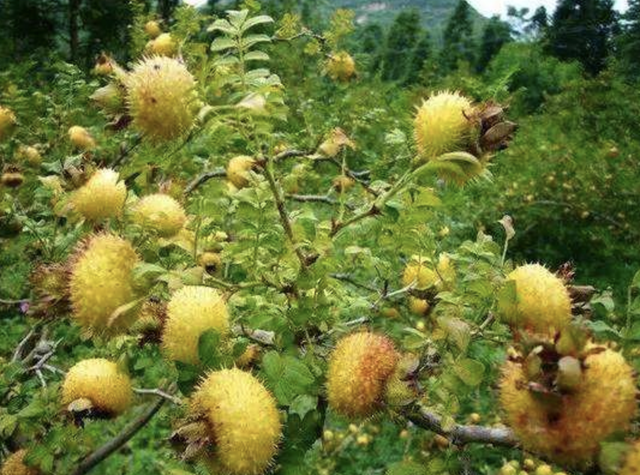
[190,368,281,475]
[68,234,139,335]
[327,332,399,417]
[161,286,229,364]
[62,358,132,417]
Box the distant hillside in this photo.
[321,0,488,36]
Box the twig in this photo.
[184,167,227,195]
[329,273,377,292]
[287,194,354,210]
[371,282,415,310]
[0,298,29,306]
[111,135,143,168]
[234,325,276,346]
[12,328,37,363]
[133,388,182,405]
[406,403,517,447]
[274,149,310,161]
[72,397,166,475]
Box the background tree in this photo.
[616,0,640,79]
[379,10,422,81]
[404,31,432,84]
[440,0,476,72]
[477,15,512,72]
[545,0,619,75]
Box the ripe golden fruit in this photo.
[161,286,229,365]
[500,465,517,475]
[620,442,640,475]
[469,412,481,424]
[132,193,186,237]
[356,434,370,446]
[327,332,399,418]
[332,175,355,193]
[434,434,449,448]
[0,106,17,141]
[73,168,127,221]
[535,465,553,475]
[414,91,474,161]
[146,32,176,56]
[409,297,429,316]
[68,125,96,151]
[497,263,572,336]
[227,155,256,189]
[144,20,162,38]
[326,51,356,82]
[62,358,132,416]
[16,145,41,166]
[1,172,24,188]
[69,234,139,335]
[402,258,438,290]
[323,429,334,441]
[318,128,355,157]
[381,307,400,319]
[500,346,636,465]
[125,56,196,141]
[0,450,38,475]
[191,368,281,475]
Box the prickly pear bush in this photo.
[0,5,639,475]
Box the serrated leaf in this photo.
[244,51,270,62]
[289,395,317,419]
[437,316,471,351]
[207,19,236,34]
[454,358,485,386]
[198,329,222,368]
[242,15,274,32]
[414,188,441,208]
[261,352,315,405]
[242,34,271,49]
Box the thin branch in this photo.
[370,282,415,310]
[184,167,227,195]
[111,135,143,168]
[406,404,517,447]
[72,397,166,475]
[329,273,378,292]
[133,388,182,405]
[287,193,355,210]
[274,149,310,161]
[234,325,276,346]
[12,328,37,363]
[0,298,29,306]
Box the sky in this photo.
[467,0,628,17]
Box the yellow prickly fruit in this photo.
[132,193,186,237]
[69,234,139,335]
[498,263,572,336]
[125,56,196,141]
[227,155,256,189]
[16,145,41,166]
[0,106,17,142]
[0,450,38,475]
[620,441,640,475]
[499,346,637,465]
[161,286,229,364]
[73,168,127,221]
[327,332,399,418]
[146,33,176,56]
[318,127,355,157]
[144,20,162,38]
[62,358,132,416]
[414,91,474,161]
[236,344,260,368]
[327,51,356,82]
[191,368,281,475]
[409,297,429,316]
[534,465,553,475]
[68,125,96,151]
[402,258,438,290]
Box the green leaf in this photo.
[414,187,442,208]
[242,15,274,32]
[242,34,271,49]
[437,316,471,352]
[261,352,315,405]
[630,270,640,291]
[198,329,223,369]
[175,361,201,395]
[387,460,427,475]
[496,279,518,324]
[289,394,317,419]
[0,414,17,437]
[208,19,236,34]
[211,37,237,52]
[454,358,485,386]
[244,51,270,62]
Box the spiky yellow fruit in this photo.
[144,20,162,38]
[332,175,355,192]
[0,450,38,475]
[68,125,96,151]
[402,258,438,290]
[162,286,229,364]
[327,332,399,418]
[132,193,186,237]
[498,264,572,336]
[62,358,132,416]
[146,33,176,56]
[191,368,281,475]
[227,155,256,189]
[500,346,637,465]
[409,297,429,316]
[621,441,640,475]
[69,234,139,335]
[16,145,42,166]
[414,91,474,161]
[73,168,127,221]
[0,106,17,142]
[327,51,356,82]
[198,252,222,274]
[125,56,196,141]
